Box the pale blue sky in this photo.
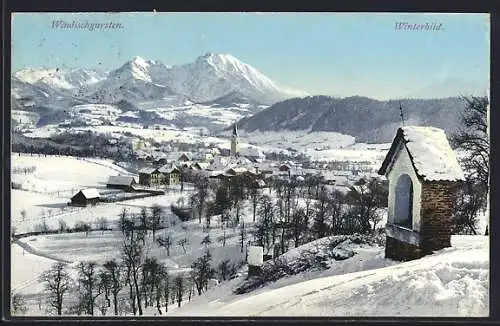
[12,12,489,99]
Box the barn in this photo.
[106,175,137,191]
[378,126,465,261]
[71,188,100,206]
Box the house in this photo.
[71,188,100,206]
[178,152,191,162]
[378,126,465,261]
[192,162,210,170]
[159,165,181,185]
[278,164,292,172]
[240,146,266,163]
[226,167,248,176]
[106,175,137,191]
[138,167,164,186]
[218,148,231,157]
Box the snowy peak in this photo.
[169,52,308,104]
[107,55,173,85]
[14,67,107,91]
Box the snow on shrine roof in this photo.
[378,126,465,181]
[76,188,100,199]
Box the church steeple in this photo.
[233,123,238,137]
[231,123,239,157]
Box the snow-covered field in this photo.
[11,153,134,194]
[10,153,189,234]
[241,130,356,151]
[170,235,489,317]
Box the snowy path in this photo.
[13,239,73,264]
[79,157,136,176]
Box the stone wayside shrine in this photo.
[378,126,465,261]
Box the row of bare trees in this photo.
[253,177,388,256]
[33,206,241,316]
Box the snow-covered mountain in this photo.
[13,53,308,107]
[237,95,468,143]
[162,53,307,105]
[14,67,108,92]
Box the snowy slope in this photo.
[171,235,488,317]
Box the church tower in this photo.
[231,123,239,157]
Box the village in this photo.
[69,124,371,208]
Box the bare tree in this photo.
[121,239,144,315]
[194,177,209,225]
[118,208,128,236]
[255,195,274,254]
[239,221,246,253]
[76,261,102,316]
[150,205,163,242]
[345,178,387,234]
[451,95,489,234]
[103,259,122,316]
[174,276,185,307]
[177,238,189,254]
[96,217,108,234]
[290,207,306,248]
[58,219,68,233]
[156,234,173,256]
[190,250,214,295]
[201,234,211,249]
[451,95,489,202]
[328,190,345,235]
[139,208,149,245]
[97,270,112,316]
[453,179,483,235]
[38,262,72,315]
[162,270,170,313]
[217,259,231,281]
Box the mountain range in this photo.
[12,53,307,107]
[236,95,468,143]
[12,53,484,143]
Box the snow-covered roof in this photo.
[75,188,100,199]
[379,126,465,182]
[240,146,265,158]
[107,175,136,185]
[227,167,247,174]
[138,167,158,174]
[195,162,210,169]
[158,164,180,174]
